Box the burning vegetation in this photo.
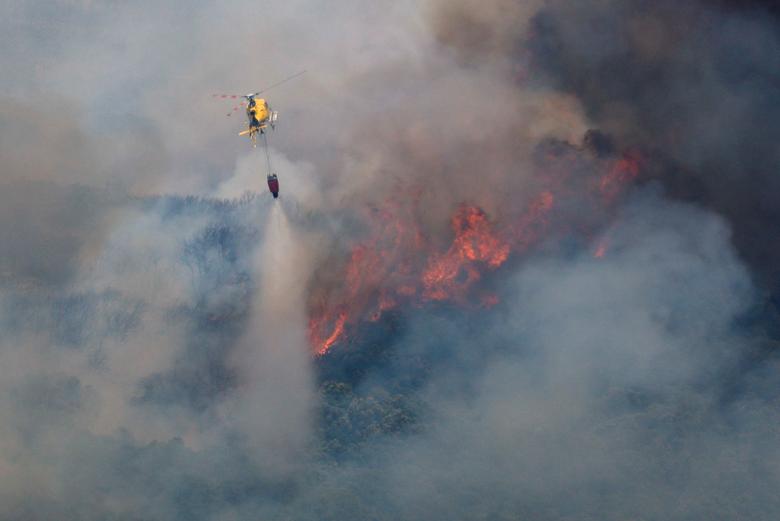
[308,134,642,355]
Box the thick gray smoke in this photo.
[1,1,779,520]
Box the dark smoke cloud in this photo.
[531,1,780,286]
[429,0,780,289]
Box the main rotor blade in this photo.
[253,70,306,96]
[212,93,243,99]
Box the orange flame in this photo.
[422,205,510,301]
[515,191,555,251]
[480,294,500,308]
[308,146,643,355]
[600,153,641,201]
[313,312,346,356]
[593,237,609,258]
[370,292,397,322]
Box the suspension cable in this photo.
[262,132,273,176]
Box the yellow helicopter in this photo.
[212,70,305,147]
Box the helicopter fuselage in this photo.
[246,97,270,130]
[238,97,278,144]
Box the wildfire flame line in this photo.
[309,151,642,355]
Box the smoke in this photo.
[1,0,779,519]
[427,0,780,288]
[288,191,780,521]
[222,204,315,474]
